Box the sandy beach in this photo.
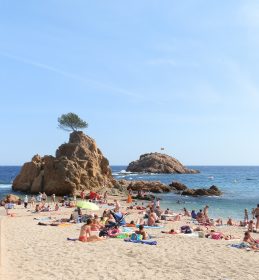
[1,196,259,280]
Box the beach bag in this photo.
[99,228,109,237]
[181,225,192,234]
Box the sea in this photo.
[1,165,259,220]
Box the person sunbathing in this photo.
[126,220,136,227]
[205,230,224,240]
[79,219,104,242]
[161,229,178,234]
[135,225,148,240]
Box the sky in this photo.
[0,0,259,166]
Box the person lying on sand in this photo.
[79,219,105,242]
[161,229,178,234]
[205,230,237,240]
[135,225,148,240]
[126,220,136,227]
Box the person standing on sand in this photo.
[254,204,259,231]
[103,191,108,203]
[244,208,249,224]
[51,194,56,204]
[203,205,209,221]
[80,190,85,200]
[24,195,28,208]
[42,192,47,202]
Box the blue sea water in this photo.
[112,165,259,220]
[1,165,259,220]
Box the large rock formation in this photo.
[126,153,199,174]
[12,131,115,196]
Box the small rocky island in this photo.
[126,152,199,174]
[12,131,115,196]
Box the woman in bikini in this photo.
[79,219,104,242]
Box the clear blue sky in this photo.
[0,1,259,166]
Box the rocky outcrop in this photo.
[126,153,199,174]
[12,131,115,196]
[169,181,188,191]
[116,180,171,193]
[4,194,20,203]
[181,185,222,196]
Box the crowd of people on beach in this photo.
[2,190,259,250]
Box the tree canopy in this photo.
[58,113,88,132]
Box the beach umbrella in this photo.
[76,201,99,211]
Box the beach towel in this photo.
[124,238,157,245]
[228,242,250,249]
[34,217,52,221]
[136,225,163,229]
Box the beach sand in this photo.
[1,198,259,280]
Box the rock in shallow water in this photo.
[126,152,199,174]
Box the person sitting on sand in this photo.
[105,213,116,227]
[148,210,158,226]
[183,208,190,217]
[248,220,255,232]
[79,219,104,242]
[54,203,59,211]
[243,231,256,245]
[227,217,235,226]
[135,225,148,240]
